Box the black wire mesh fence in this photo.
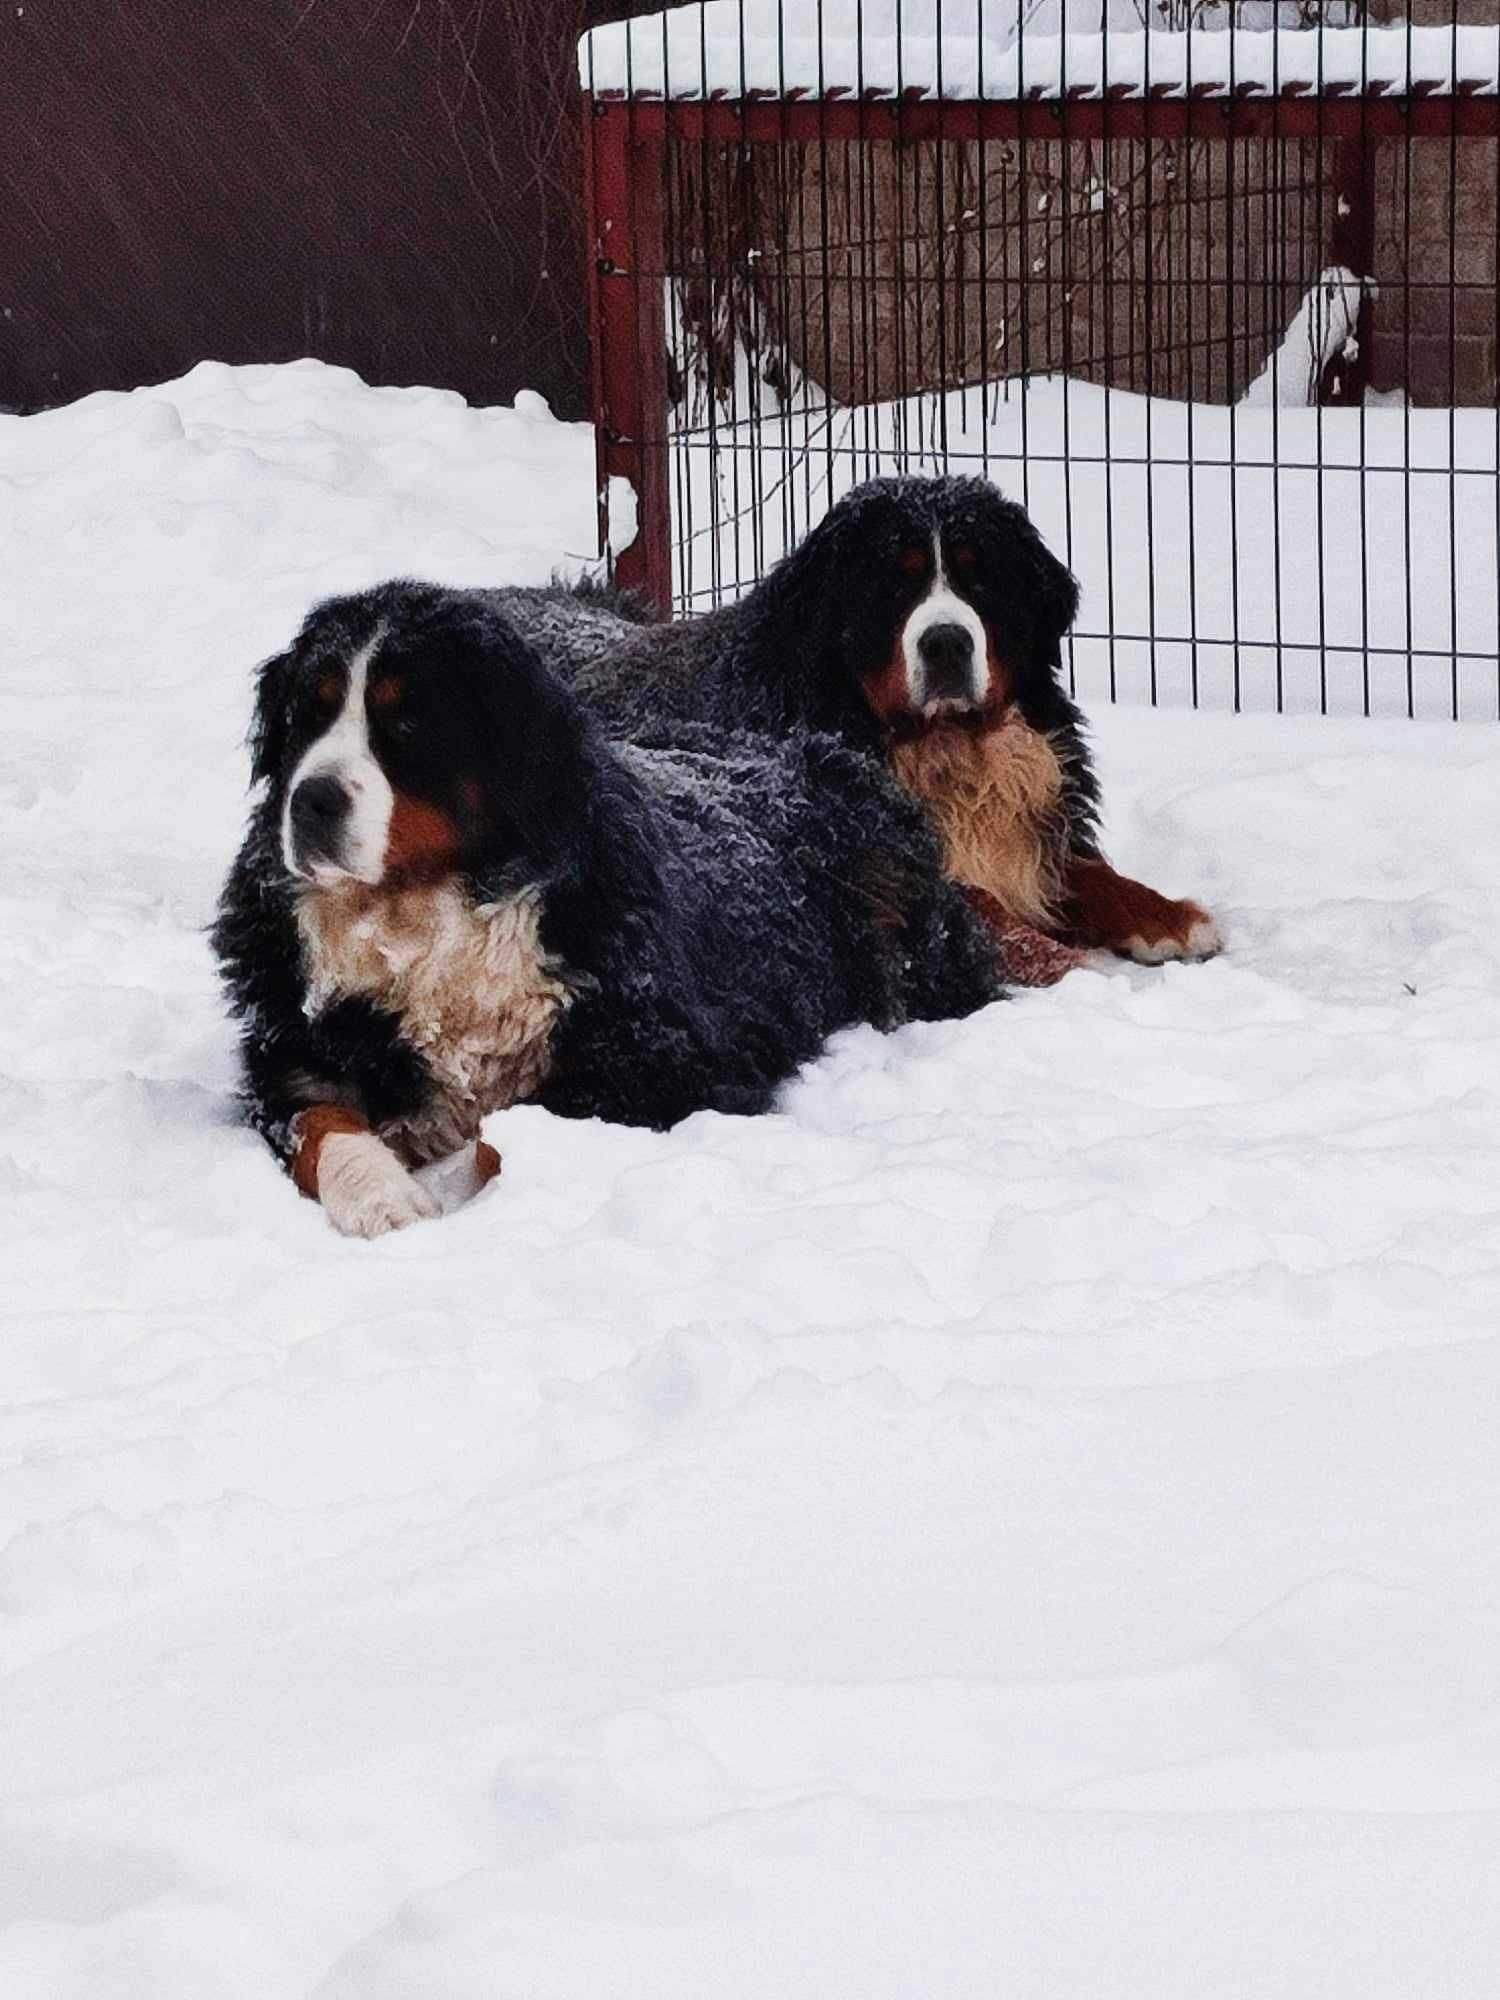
[581,2,1500,719]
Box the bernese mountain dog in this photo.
[497,475,1220,985]
[212,580,1000,1236]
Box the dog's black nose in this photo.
[289,773,349,862]
[916,622,977,702]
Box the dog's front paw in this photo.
[1059,860,1222,969]
[1123,901,1223,965]
[317,1132,442,1238]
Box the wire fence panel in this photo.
[581,5,1500,720]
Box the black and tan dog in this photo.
[499,476,1221,984]
[213,580,1000,1235]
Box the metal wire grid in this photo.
[583,4,1500,720]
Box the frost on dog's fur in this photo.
[212,581,1001,1234]
[492,476,1221,976]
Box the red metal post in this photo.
[583,97,673,611]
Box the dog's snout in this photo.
[292,772,349,829]
[289,773,350,861]
[917,622,974,669]
[916,622,977,701]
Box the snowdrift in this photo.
[2,362,1499,1998]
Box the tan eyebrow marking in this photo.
[370,673,403,710]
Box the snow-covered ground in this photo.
[3,361,1500,1998]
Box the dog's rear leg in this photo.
[963,886,1087,988]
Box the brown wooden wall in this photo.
[1,1,643,417]
[692,135,1337,411]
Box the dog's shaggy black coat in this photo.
[494,475,1103,856]
[213,581,1000,1202]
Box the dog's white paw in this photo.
[318,1132,441,1238]
[1125,907,1223,966]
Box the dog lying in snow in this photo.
[495,475,1222,985]
[213,580,1001,1236]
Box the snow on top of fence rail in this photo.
[579,11,1500,103]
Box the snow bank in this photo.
[4,362,1500,1997]
[1241,266,1372,409]
[581,8,1500,102]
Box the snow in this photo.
[5,359,1500,1996]
[1241,266,1372,409]
[581,8,1500,103]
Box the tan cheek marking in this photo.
[291,1105,370,1201]
[474,1139,502,1188]
[861,651,914,724]
[981,630,1013,713]
[384,792,462,878]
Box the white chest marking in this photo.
[296,880,572,1163]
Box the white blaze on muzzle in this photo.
[898,531,990,712]
[281,625,394,884]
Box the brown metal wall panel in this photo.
[0,1,643,415]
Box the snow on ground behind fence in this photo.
[678,376,1500,719]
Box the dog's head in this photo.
[249,582,591,889]
[755,475,1079,736]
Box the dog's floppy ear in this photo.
[734,500,862,729]
[461,604,600,872]
[248,645,298,788]
[1017,512,1080,653]
[749,501,855,648]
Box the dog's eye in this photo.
[897,545,929,578]
[949,543,978,575]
